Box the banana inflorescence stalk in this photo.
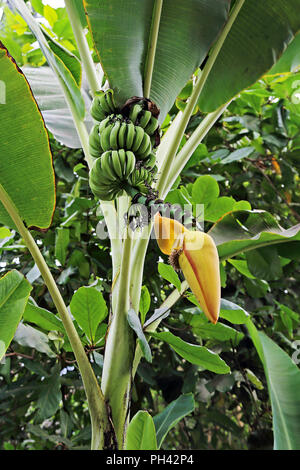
[88,90,161,202]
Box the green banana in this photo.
[111,150,123,179]
[129,103,143,124]
[90,89,117,122]
[144,116,159,135]
[138,110,152,128]
[126,121,135,149]
[124,151,136,178]
[109,120,121,150]
[89,124,102,158]
[90,94,106,122]
[144,152,156,170]
[101,151,118,181]
[136,133,151,158]
[100,123,114,151]
[118,122,127,148]
[105,89,116,113]
[131,126,145,153]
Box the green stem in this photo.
[155,0,245,197]
[65,0,102,95]
[0,183,112,449]
[163,103,229,197]
[132,281,189,378]
[143,0,163,98]
[101,230,134,448]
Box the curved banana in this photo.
[126,121,135,149]
[90,89,117,122]
[138,110,152,128]
[89,124,102,158]
[144,116,159,135]
[129,103,143,124]
[131,126,145,153]
[109,120,121,150]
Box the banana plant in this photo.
[1,0,300,450]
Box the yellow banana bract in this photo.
[179,231,220,324]
[154,212,188,255]
[154,213,221,324]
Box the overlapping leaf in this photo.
[199,0,300,111]
[84,0,230,121]
[0,43,55,230]
[209,210,300,261]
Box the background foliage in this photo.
[0,1,300,450]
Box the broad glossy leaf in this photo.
[199,0,300,112]
[84,0,231,121]
[246,321,300,450]
[150,331,230,374]
[153,394,195,449]
[125,411,157,450]
[0,270,32,361]
[209,210,300,261]
[220,298,249,324]
[190,315,244,345]
[23,66,93,148]
[158,263,181,292]
[70,286,108,343]
[0,43,55,230]
[23,299,65,334]
[192,175,220,205]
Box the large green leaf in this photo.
[125,411,157,450]
[0,43,55,230]
[150,331,230,374]
[199,0,300,112]
[209,210,300,261]
[246,320,300,450]
[153,394,195,449]
[84,0,230,121]
[0,270,32,361]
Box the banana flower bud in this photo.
[154,213,220,324]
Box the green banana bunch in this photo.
[89,150,136,201]
[90,89,117,122]
[98,114,152,159]
[128,167,156,194]
[129,103,159,136]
